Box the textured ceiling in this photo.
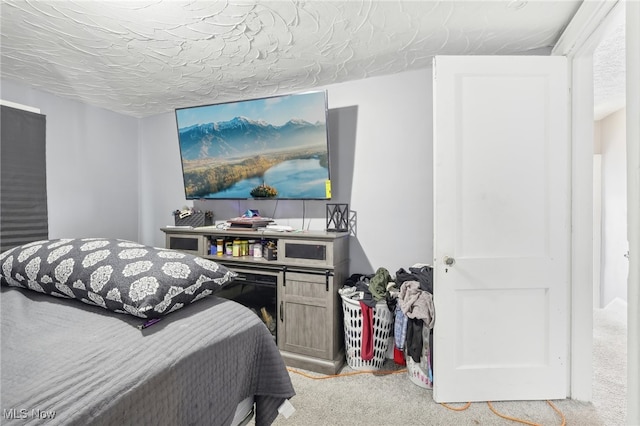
[0,0,598,118]
[593,8,626,121]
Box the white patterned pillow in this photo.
[0,238,237,319]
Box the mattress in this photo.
[231,397,255,426]
[0,286,294,426]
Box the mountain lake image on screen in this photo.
[174,91,331,200]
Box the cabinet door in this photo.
[278,271,333,359]
[165,233,206,255]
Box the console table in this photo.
[161,226,350,375]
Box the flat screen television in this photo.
[174,90,331,200]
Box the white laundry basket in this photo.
[341,294,393,370]
[406,354,433,389]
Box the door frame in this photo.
[627,3,640,423]
[552,0,621,401]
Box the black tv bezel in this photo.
[174,90,332,201]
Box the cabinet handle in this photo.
[325,270,330,291]
[280,301,283,322]
[282,266,287,286]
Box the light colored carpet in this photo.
[268,364,599,426]
[256,301,627,425]
[592,298,627,425]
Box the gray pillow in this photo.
[0,238,237,319]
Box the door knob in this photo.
[444,256,455,266]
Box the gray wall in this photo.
[2,67,434,276]
[1,79,139,242]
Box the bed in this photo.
[0,238,295,426]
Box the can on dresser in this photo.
[253,242,262,258]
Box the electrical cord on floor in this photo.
[439,401,472,411]
[288,367,566,425]
[441,400,566,426]
[286,367,407,380]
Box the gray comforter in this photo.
[0,287,294,425]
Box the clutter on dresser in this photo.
[227,217,275,229]
[172,207,213,227]
[207,235,278,260]
[226,209,275,229]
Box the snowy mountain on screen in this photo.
[178,116,326,160]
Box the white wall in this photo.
[0,79,140,242]
[139,68,434,275]
[138,111,193,246]
[598,108,628,306]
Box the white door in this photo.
[432,56,569,402]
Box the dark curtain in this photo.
[1,105,48,252]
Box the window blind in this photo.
[1,105,48,252]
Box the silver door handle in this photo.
[444,256,455,266]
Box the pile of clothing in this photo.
[339,264,435,376]
[339,267,394,361]
[392,265,435,383]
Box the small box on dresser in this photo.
[173,211,213,227]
